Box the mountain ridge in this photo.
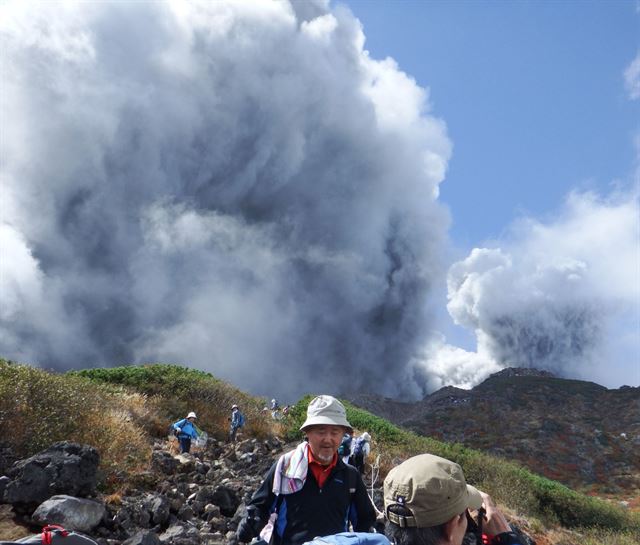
[347,367,640,503]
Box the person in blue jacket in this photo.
[229,404,245,442]
[173,411,200,454]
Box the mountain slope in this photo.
[2,361,639,544]
[348,368,640,502]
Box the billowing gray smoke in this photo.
[0,0,451,398]
[417,191,640,390]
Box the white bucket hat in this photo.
[300,395,352,432]
[187,411,197,419]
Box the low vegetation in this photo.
[0,359,271,490]
[1,361,637,544]
[0,359,150,489]
[70,363,271,441]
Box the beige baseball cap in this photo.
[300,395,353,432]
[384,453,483,528]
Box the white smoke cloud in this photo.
[0,0,451,398]
[420,190,640,389]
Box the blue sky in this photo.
[342,0,639,249]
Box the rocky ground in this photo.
[0,437,291,544]
[0,437,539,545]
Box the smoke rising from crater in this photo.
[418,191,640,390]
[0,0,451,399]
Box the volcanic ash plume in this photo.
[418,191,640,390]
[0,0,451,398]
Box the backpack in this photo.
[352,437,365,458]
[237,412,245,427]
[303,533,390,545]
[337,435,352,457]
[0,525,98,545]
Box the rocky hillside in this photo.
[2,361,639,545]
[0,436,288,543]
[348,368,640,502]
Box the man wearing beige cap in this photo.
[383,454,524,545]
[236,395,376,545]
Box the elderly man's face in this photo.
[305,425,345,464]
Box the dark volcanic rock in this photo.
[122,531,161,545]
[4,442,99,512]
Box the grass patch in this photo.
[70,363,272,441]
[0,359,150,489]
[1,360,272,491]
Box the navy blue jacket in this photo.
[248,457,376,545]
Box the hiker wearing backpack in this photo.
[349,432,371,475]
[383,453,526,545]
[230,404,245,442]
[172,411,200,454]
[271,398,281,420]
[236,395,376,545]
[337,432,352,464]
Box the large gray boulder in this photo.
[142,493,171,526]
[4,442,99,511]
[159,523,200,545]
[150,451,178,475]
[122,531,161,545]
[210,486,239,517]
[31,494,106,532]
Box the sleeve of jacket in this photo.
[350,470,376,531]
[247,461,278,525]
[173,418,185,430]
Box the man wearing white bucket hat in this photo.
[236,395,376,545]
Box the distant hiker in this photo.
[384,453,525,545]
[271,398,281,419]
[230,404,245,442]
[337,431,352,464]
[172,411,200,454]
[235,395,376,545]
[349,431,371,475]
[282,405,291,418]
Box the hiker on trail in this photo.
[337,431,352,464]
[235,395,376,545]
[349,431,371,475]
[229,404,245,442]
[172,411,200,454]
[383,453,525,545]
[271,398,281,420]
